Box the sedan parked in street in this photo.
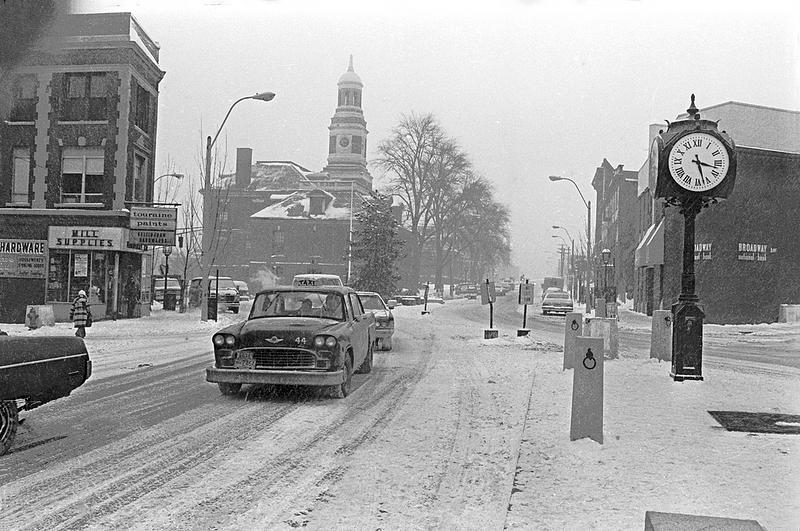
[541,290,574,315]
[357,291,394,351]
[206,286,375,398]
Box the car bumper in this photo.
[206,366,344,387]
[542,306,573,313]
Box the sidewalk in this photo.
[504,338,800,530]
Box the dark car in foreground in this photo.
[357,291,394,351]
[542,290,574,315]
[206,286,375,398]
[1,336,92,455]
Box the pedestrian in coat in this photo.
[70,290,91,338]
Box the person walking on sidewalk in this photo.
[70,289,91,338]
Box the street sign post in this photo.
[518,279,534,336]
[481,279,497,339]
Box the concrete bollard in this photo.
[584,317,619,359]
[595,297,606,318]
[563,312,584,370]
[650,310,672,362]
[570,336,604,444]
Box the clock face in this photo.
[649,137,660,181]
[338,136,350,148]
[668,132,730,192]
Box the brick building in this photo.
[634,102,800,323]
[591,159,638,302]
[0,12,164,323]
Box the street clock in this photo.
[654,95,737,204]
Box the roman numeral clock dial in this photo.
[668,132,730,192]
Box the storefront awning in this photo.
[634,219,664,268]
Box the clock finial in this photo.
[687,94,700,120]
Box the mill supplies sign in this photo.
[129,207,177,246]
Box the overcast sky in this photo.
[76,0,800,280]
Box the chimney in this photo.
[235,147,252,189]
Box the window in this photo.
[132,153,147,202]
[273,229,284,251]
[61,147,104,204]
[9,75,36,121]
[329,136,337,154]
[309,196,325,215]
[12,148,31,204]
[348,293,364,317]
[351,135,363,155]
[62,73,108,121]
[133,83,151,132]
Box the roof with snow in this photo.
[217,161,314,191]
[250,188,356,220]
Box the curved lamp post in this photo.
[201,92,276,321]
[553,225,575,300]
[548,175,592,313]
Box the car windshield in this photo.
[251,291,344,320]
[359,294,386,311]
[209,278,236,290]
[154,279,181,290]
[546,292,570,299]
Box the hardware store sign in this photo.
[0,239,47,278]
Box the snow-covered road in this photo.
[0,300,797,529]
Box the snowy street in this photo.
[1,297,798,530]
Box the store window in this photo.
[12,147,31,204]
[62,73,108,121]
[61,147,104,204]
[46,250,108,303]
[9,75,36,122]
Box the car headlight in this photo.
[225,335,236,347]
[314,335,337,349]
[213,334,225,346]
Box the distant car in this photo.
[233,280,250,301]
[188,276,241,313]
[542,286,562,301]
[357,291,394,351]
[542,290,574,315]
[292,274,344,288]
[426,296,445,305]
[205,286,375,398]
[152,276,182,303]
[462,284,479,300]
[398,295,421,306]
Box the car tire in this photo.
[331,355,353,399]
[0,400,19,456]
[218,382,241,396]
[356,341,373,374]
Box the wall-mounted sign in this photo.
[694,242,712,261]
[0,239,47,278]
[49,226,127,251]
[129,206,177,246]
[737,242,768,262]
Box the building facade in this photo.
[0,12,164,323]
[634,102,800,323]
[591,159,638,302]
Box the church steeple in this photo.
[323,56,371,192]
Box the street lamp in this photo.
[553,225,576,300]
[201,92,276,321]
[601,247,611,302]
[548,175,592,313]
[163,245,173,310]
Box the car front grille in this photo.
[244,348,316,369]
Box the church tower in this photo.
[322,56,372,192]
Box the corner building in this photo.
[0,12,164,323]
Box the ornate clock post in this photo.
[653,95,737,381]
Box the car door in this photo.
[347,292,369,367]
